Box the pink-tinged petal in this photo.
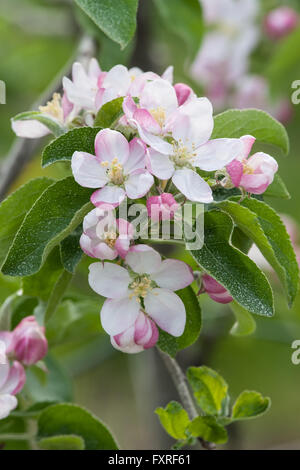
[173,97,214,146]
[125,171,154,199]
[239,174,270,195]
[148,148,174,179]
[134,120,173,154]
[144,288,186,337]
[146,194,179,222]
[126,245,162,274]
[174,83,193,106]
[80,233,97,258]
[123,95,138,120]
[95,88,105,110]
[240,135,256,159]
[91,186,126,207]
[116,218,135,239]
[151,259,194,291]
[82,208,99,236]
[143,319,159,349]
[247,152,278,176]
[202,274,226,294]
[161,65,174,83]
[208,291,233,304]
[123,138,146,175]
[172,169,213,203]
[195,138,244,171]
[111,336,144,354]
[62,92,74,119]
[115,237,130,259]
[93,242,117,261]
[140,79,178,117]
[133,108,162,134]
[0,394,17,420]
[101,297,140,336]
[1,361,26,395]
[226,159,244,187]
[88,262,130,298]
[88,58,102,79]
[71,151,108,188]
[94,129,129,164]
[0,363,9,389]
[12,120,50,139]
[102,65,131,95]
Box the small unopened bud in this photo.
[264,7,298,40]
[12,316,48,366]
[146,193,179,222]
[201,274,233,304]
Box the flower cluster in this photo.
[12,57,280,353]
[0,317,48,419]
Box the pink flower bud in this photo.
[12,316,48,366]
[146,193,179,222]
[264,7,298,40]
[201,274,233,304]
[111,311,159,354]
[174,83,194,106]
[225,135,278,195]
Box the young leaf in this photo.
[2,177,93,277]
[229,301,257,337]
[0,177,54,267]
[189,210,274,317]
[44,270,73,324]
[264,174,290,200]
[232,391,271,421]
[60,226,83,274]
[157,286,202,357]
[12,111,65,138]
[38,434,85,450]
[218,197,299,306]
[37,403,118,450]
[10,296,39,330]
[42,127,101,167]
[74,0,139,49]
[153,0,203,61]
[212,109,289,155]
[94,97,124,128]
[187,366,228,416]
[155,401,190,440]
[188,416,228,444]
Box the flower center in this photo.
[129,275,153,300]
[150,107,166,128]
[39,93,63,122]
[171,140,196,168]
[242,160,254,175]
[101,157,125,185]
[104,231,117,248]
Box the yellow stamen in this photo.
[39,93,63,122]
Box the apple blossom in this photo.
[264,7,298,40]
[11,316,48,366]
[139,97,243,203]
[223,135,278,195]
[0,342,26,420]
[201,274,233,304]
[88,245,194,339]
[111,311,159,354]
[146,193,179,222]
[71,129,154,207]
[80,208,134,260]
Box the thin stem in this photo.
[139,238,185,246]
[0,433,33,441]
[44,269,73,324]
[158,349,216,450]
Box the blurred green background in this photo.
[1,0,300,450]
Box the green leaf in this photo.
[0,178,54,267]
[218,197,299,306]
[10,296,39,330]
[155,401,190,440]
[74,0,138,48]
[229,301,256,337]
[232,391,271,421]
[44,270,73,324]
[12,111,65,138]
[2,177,93,277]
[188,416,228,444]
[38,434,85,450]
[189,210,274,317]
[42,127,101,167]
[212,109,289,155]
[94,97,124,128]
[187,366,228,416]
[264,174,290,200]
[153,0,203,61]
[157,286,202,357]
[25,354,73,403]
[37,403,118,450]
[60,226,83,274]
[22,247,63,302]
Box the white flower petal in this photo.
[126,245,162,274]
[88,262,130,298]
[125,171,154,199]
[123,138,146,175]
[172,169,213,203]
[91,186,126,206]
[71,151,108,188]
[151,259,194,291]
[148,149,175,179]
[95,129,129,165]
[195,138,244,171]
[0,394,17,420]
[140,79,178,117]
[101,297,140,335]
[12,119,50,139]
[144,288,186,336]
